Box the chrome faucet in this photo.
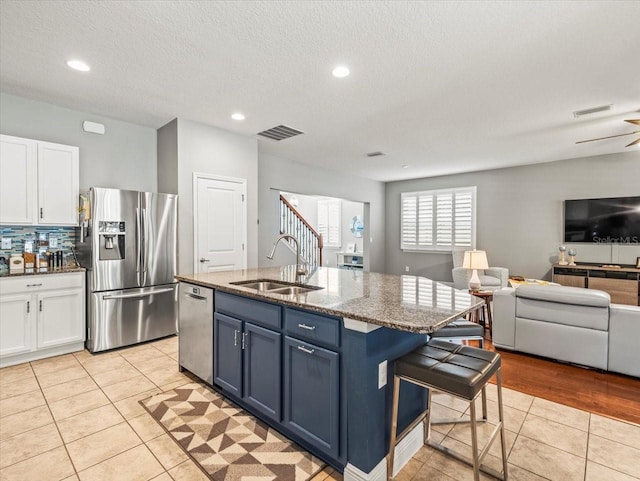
[267,234,308,277]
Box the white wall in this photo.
[259,153,385,272]
[158,118,258,275]
[385,151,640,281]
[0,92,157,192]
[157,119,178,194]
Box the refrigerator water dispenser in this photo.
[98,221,126,260]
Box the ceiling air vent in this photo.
[366,151,386,157]
[573,104,612,118]
[257,125,304,141]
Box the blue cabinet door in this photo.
[243,322,282,422]
[214,313,243,397]
[284,336,339,459]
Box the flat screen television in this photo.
[564,196,640,244]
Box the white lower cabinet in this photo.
[0,293,33,357]
[0,272,85,367]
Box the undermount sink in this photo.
[230,279,323,295]
[233,281,291,291]
[268,286,319,295]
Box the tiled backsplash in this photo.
[0,226,77,259]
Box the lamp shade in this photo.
[462,250,489,270]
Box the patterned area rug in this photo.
[140,383,325,481]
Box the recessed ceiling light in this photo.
[231,112,245,121]
[402,165,409,169]
[67,60,90,72]
[332,66,350,78]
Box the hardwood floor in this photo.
[484,336,640,425]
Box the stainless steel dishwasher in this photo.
[178,283,214,384]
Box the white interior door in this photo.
[194,175,247,273]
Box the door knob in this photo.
[199,258,210,263]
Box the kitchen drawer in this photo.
[0,272,84,295]
[285,307,340,348]
[215,291,281,330]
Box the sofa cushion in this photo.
[516,284,610,307]
[516,297,609,331]
[515,317,608,370]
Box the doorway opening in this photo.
[279,191,368,271]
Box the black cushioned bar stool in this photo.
[387,339,508,481]
[429,318,485,348]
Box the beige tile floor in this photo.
[0,336,638,481]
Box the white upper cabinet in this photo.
[0,135,37,224]
[37,141,79,225]
[0,134,79,226]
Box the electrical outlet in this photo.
[49,237,58,248]
[378,360,388,389]
[1,238,11,249]
[405,266,410,272]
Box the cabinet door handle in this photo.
[234,330,238,347]
[297,345,315,355]
[39,300,43,312]
[26,283,43,287]
[297,323,316,331]
[27,301,30,313]
[241,332,247,350]
[40,208,43,219]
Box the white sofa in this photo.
[493,284,640,377]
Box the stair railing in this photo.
[279,195,323,267]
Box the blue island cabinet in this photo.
[212,290,428,477]
[284,336,340,459]
[213,293,282,423]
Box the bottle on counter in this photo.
[37,253,47,272]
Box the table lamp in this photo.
[463,250,489,291]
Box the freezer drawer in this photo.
[178,283,214,384]
[87,283,178,352]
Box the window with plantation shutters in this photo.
[318,199,341,248]
[401,187,476,251]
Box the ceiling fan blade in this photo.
[576,130,640,144]
[624,119,640,126]
[626,137,640,147]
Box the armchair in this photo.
[451,249,509,291]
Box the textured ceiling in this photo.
[1,0,639,182]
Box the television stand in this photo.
[552,263,640,306]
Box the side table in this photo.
[468,290,493,334]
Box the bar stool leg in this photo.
[387,375,401,481]
[496,368,509,480]
[424,389,432,444]
[469,400,481,481]
[481,386,488,422]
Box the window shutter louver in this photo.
[454,191,473,247]
[401,187,476,251]
[318,200,341,248]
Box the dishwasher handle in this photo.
[184,293,208,301]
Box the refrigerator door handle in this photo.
[135,207,142,277]
[142,207,148,275]
[103,287,175,300]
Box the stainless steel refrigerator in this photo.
[77,187,178,352]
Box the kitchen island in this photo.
[176,266,482,481]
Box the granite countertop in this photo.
[0,266,86,278]
[176,266,483,334]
